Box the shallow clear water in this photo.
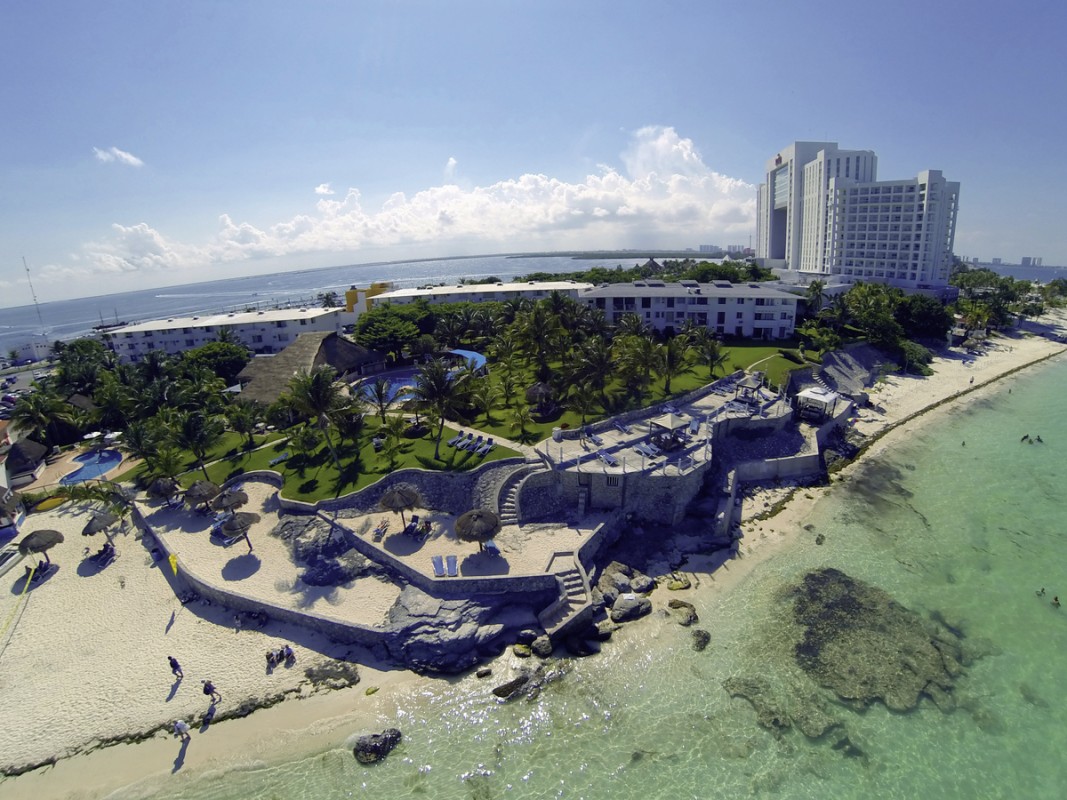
[121,357,1067,799]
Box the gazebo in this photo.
[649,412,688,451]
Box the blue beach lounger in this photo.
[432,555,446,577]
[446,554,458,577]
[446,432,464,447]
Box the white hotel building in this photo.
[579,280,798,339]
[756,141,959,289]
[107,307,355,362]
[367,280,593,308]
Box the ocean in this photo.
[109,354,1067,799]
[0,254,610,356]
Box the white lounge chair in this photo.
[446,554,458,577]
[431,555,446,577]
[446,432,464,447]
[477,438,494,455]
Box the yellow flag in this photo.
[168,553,178,576]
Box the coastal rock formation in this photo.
[722,676,840,739]
[790,568,964,712]
[609,595,652,623]
[668,599,699,626]
[531,635,554,657]
[271,516,388,586]
[353,728,402,764]
[383,586,550,674]
[691,629,711,652]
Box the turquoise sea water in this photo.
[122,357,1067,799]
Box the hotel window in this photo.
[736,312,743,320]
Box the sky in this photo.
[2,0,1066,308]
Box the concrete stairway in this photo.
[496,463,547,526]
[538,553,591,639]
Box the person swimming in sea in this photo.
[1053,596,1061,609]
[1037,587,1046,597]
[1021,434,1030,442]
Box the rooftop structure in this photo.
[106,307,356,362]
[369,280,593,307]
[757,141,959,289]
[578,280,799,339]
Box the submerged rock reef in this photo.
[790,567,964,712]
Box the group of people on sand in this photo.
[1036,588,1060,608]
[265,644,296,669]
[166,655,223,742]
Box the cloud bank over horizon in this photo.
[40,128,755,285]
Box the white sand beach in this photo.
[2,312,1066,799]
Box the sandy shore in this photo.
[2,313,1065,799]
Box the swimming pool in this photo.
[60,449,124,485]
[354,369,420,404]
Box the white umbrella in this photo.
[82,431,102,441]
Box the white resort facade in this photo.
[578,280,799,339]
[107,307,356,362]
[756,141,959,290]
[367,280,594,308]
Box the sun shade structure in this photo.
[379,485,420,526]
[222,512,260,534]
[455,509,501,550]
[82,511,118,537]
[650,412,688,432]
[211,489,249,512]
[185,480,222,506]
[18,529,64,564]
[147,477,181,499]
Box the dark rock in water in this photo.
[666,574,691,591]
[515,628,540,645]
[668,599,699,626]
[513,643,533,658]
[531,635,554,658]
[476,667,492,679]
[564,635,601,657]
[831,735,866,760]
[722,676,792,734]
[692,629,711,651]
[630,572,656,594]
[593,620,620,641]
[610,595,652,623]
[815,534,825,546]
[791,568,964,712]
[492,674,530,699]
[304,661,361,690]
[353,728,402,764]
[1019,682,1049,709]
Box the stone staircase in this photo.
[537,552,591,639]
[496,463,547,526]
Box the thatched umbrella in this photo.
[18,529,64,565]
[211,488,249,512]
[525,382,554,415]
[455,509,501,551]
[222,511,259,552]
[147,477,181,500]
[185,480,221,507]
[82,511,118,536]
[379,485,420,526]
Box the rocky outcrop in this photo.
[492,664,567,701]
[382,586,551,674]
[668,599,698,626]
[691,629,711,651]
[609,595,652,623]
[271,516,389,586]
[723,676,840,740]
[791,568,965,712]
[353,729,402,764]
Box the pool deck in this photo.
[20,447,137,492]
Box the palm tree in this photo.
[805,280,828,316]
[226,401,260,449]
[568,338,615,406]
[657,336,693,395]
[615,334,658,402]
[334,405,366,448]
[145,446,185,484]
[121,419,164,469]
[363,377,393,424]
[566,384,600,425]
[614,313,648,339]
[412,358,468,460]
[9,389,73,446]
[469,378,500,423]
[171,410,224,480]
[689,331,728,378]
[510,404,534,444]
[286,366,347,470]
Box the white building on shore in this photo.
[107,307,355,362]
[757,141,959,290]
[368,280,593,308]
[578,280,799,339]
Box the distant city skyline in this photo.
[2,1,1065,306]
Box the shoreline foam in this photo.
[3,316,1065,799]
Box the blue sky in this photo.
[1,0,1065,307]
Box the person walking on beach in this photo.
[168,656,183,680]
[173,719,191,742]
[202,680,221,703]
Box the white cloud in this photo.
[46,127,754,284]
[92,146,144,167]
[444,157,458,181]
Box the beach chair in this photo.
[452,432,471,448]
[614,422,631,435]
[403,515,420,536]
[446,554,458,577]
[269,451,290,466]
[689,418,700,435]
[373,519,389,541]
[588,433,604,446]
[599,450,619,467]
[446,432,464,447]
[477,438,494,455]
[431,555,446,577]
[465,435,484,452]
[484,539,501,557]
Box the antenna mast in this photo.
[23,257,47,334]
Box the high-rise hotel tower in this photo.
[756,142,959,289]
